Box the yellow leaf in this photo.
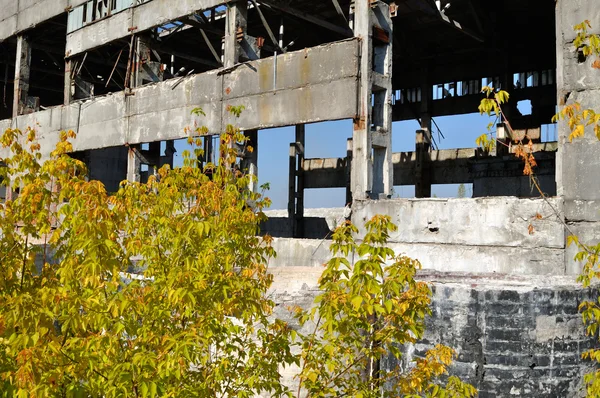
[569,124,585,142]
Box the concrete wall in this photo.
[399,274,595,397]
[0,39,360,160]
[555,0,600,282]
[65,0,226,56]
[0,0,87,42]
[266,198,596,397]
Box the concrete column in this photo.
[420,73,432,134]
[163,140,176,169]
[295,124,305,237]
[13,35,31,117]
[556,0,600,274]
[416,75,432,198]
[203,136,214,167]
[415,129,432,198]
[556,0,600,203]
[134,35,152,87]
[351,1,393,201]
[346,138,353,205]
[64,59,73,105]
[127,145,141,183]
[288,142,297,236]
[351,0,373,201]
[372,5,394,199]
[224,0,248,68]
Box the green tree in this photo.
[0,121,474,396]
[0,125,296,397]
[294,215,476,398]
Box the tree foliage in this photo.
[0,120,475,396]
[294,216,476,398]
[0,125,297,397]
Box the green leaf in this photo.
[351,296,363,310]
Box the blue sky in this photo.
[172,101,555,210]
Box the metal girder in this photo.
[260,0,353,37]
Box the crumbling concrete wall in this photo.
[556,0,600,279]
[266,198,596,397]
[0,0,87,42]
[0,39,360,161]
[399,274,595,397]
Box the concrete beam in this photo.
[269,238,565,277]
[65,0,226,57]
[303,148,475,188]
[352,197,565,250]
[302,147,557,189]
[0,39,360,160]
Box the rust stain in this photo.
[372,26,390,44]
[259,95,271,125]
[225,87,232,95]
[354,117,366,130]
[258,61,270,92]
[300,55,310,86]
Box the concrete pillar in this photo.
[13,35,31,117]
[287,125,306,237]
[295,125,305,237]
[496,123,511,157]
[225,1,258,189]
[420,74,432,135]
[64,59,73,105]
[555,0,600,274]
[134,35,152,87]
[351,1,393,201]
[127,145,142,183]
[415,72,432,198]
[346,138,353,205]
[203,136,214,167]
[162,140,176,169]
[415,129,432,198]
[556,0,600,203]
[224,0,248,68]
[288,142,297,237]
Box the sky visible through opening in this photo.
[172,102,555,210]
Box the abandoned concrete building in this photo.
[0,0,599,396]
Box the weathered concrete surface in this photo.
[0,39,360,160]
[268,265,596,398]
[556,0,600,204]
[352,198,565,249]
[400,273,596,398]
[556,90,600,203]
[65,0,227,56]
[0,0,88,42]
[269,237,565,276]
[267,198,572,276]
